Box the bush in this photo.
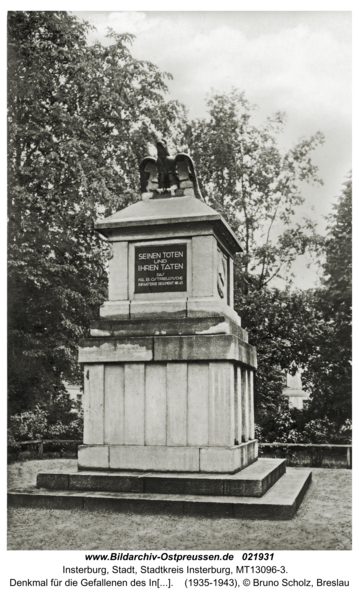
[8,405,49,442]
[256,409,352,445]
[8,400,83,448]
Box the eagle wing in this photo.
[173,153,204,201]
[140,157,159,193]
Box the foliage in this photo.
[187,89,324,292]
[257,409,352,444]
[8,11,184,414]
[236,285,321,422]
[245,176,351,433]
[8,405,49,442]
[302,174,352,423]
[8,395,83,447]
[186,90,351,436]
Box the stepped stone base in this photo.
[38,458,285,497]
[78,440,258,474]
[8,467,312,520]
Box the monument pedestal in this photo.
[78,317,258,474]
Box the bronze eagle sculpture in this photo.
[140,139,204,201]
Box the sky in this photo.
[73,11,352,289]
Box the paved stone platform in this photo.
[36,458,285,497]
[8,468,311,520]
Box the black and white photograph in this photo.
[6,2,354,595]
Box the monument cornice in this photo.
[95,196,243,256]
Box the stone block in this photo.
[83,364,104,445]
[231,470,312,520]
[192,235,216,297]
[199,441,258,473]
[249,370,255,439]
[187,297,242,326]
[8,492,84,510]
[83,496,184,516]
[145,364,167,445]
[109,445,200,472]
[228,257,234,309]
[294,470,312,511]
[234,366,242,445]
[223,458,286,497]
[99,301,130,319]
[104,365,125,444]
[153,334,256,367]
[208,362,234,446]
[124,364,145,445]
[37,473,69,490]
[183,499,233,518]
[89,316,248,340]
[231,502,293,520]
[187,363,209,446]
[130,300,187,320]
[69,473,144,493]
[166,363,188,446]
[78,445,109,470]
[185,478,224,495]
[241,368,250,442]
[108,242,128,300]
[78,337,153,363]
[106,221,214,244]
[143,475,224,496]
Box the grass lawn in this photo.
[7,459,351,551]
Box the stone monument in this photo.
[78,140,258,474]
[283,368,310,410]
[12,140,311,519]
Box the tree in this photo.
[8,11,184,414]
[247,174,352,437]
[184,90,326,423]
[186,90,324,293]
[238,285,322,423]
[302,174,352,424]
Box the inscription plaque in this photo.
[135,244,187,293]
